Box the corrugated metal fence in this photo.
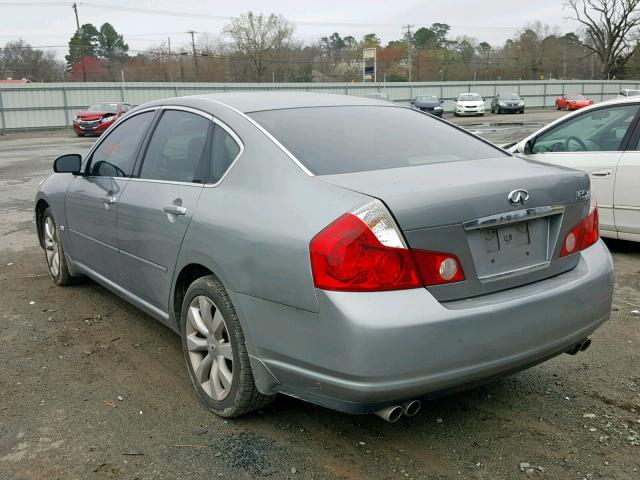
[1,80,639,131]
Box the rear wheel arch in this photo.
[173,263,216,327]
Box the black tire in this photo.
[42,208,80,286]
[519,109,525,114]
[75,132,85,137]
[180,275,275,417]
[496,107,501,114]
[479,113,484,117]
[556,104,561,110]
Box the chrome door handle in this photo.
[101,195,117,204]
[589,169,612,178]
[163,205,187,215]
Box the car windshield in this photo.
[566,94,586,101]
[416,96,438,102]
[249,106,504,175]
[87,103,119,113]
[626,90,640,96]
[499,94,520,100]
[459,94,482,101]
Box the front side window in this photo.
[532,104,639,153]
[88,111,154,177]
[139,110,211,183]
[210,125,241,183]
[250,106,504,175]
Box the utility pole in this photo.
[167,36,174,82]
[187,30,198,80]
[72,3,87,82]
[402,25,414,82]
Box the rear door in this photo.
[519,103,640,237]
[65,110,155,281]
[614,124,640,240]
[116,108,212,311]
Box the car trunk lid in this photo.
[319,156,591,301]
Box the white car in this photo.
[454,93,485,117]
[508,97,640,242]
[617,89,640,98]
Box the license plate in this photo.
[484,222,530,253]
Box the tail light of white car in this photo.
[310,200,465,291]
[560,206,599,257]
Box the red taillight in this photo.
[411,250,466,286]
[310,214,421,291]
[310,202,466,291]
[560,207,599,257]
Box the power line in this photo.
[0,1,528,31]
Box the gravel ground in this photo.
[1,111,639,480]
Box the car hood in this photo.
[414,101,441,108]
[457,101,484,107]
[76,111,114,120]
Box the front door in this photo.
[116,109,212,312]
[65,111,156,281]
[520,103,640,237]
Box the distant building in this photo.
[0,78,31,84]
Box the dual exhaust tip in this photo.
[376,337,593,422]
[375,400,421,423]
[566,337,592,355]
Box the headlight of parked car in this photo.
[101,116,113,123]
[434,106,442,110]
[499,102,506,106]
[74,116,80,122]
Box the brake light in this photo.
[310,200,466,291]
[560,207,599,257]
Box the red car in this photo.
[72,101,132,136]
[555,94,593,111]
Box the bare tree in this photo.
[568,0,640,78]
[0,40,64,81]
[223,12,295,82]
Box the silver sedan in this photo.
[35,92,613,422]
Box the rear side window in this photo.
[249,106,504,175]
[88,111,154,177]
[139,110,211,183]
[210,125,241,183]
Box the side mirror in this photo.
[440,100,444,104]
[410,99,415,105]
[54,154,82,174]
[516,140,533,155]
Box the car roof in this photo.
[188,92,393,113]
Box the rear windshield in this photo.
[249,106,505,175]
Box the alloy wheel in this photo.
[44,216,60,277]
[186,295,234,401]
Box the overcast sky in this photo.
[0,0,581,58]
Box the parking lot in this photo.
[1,110,639,480]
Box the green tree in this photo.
[96,23,129,62]
[66,23,99,66]
[363,33,381,48]
[413,27,437,49]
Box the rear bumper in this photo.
[236,240,613,414]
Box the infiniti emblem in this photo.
[508,189,529,205]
